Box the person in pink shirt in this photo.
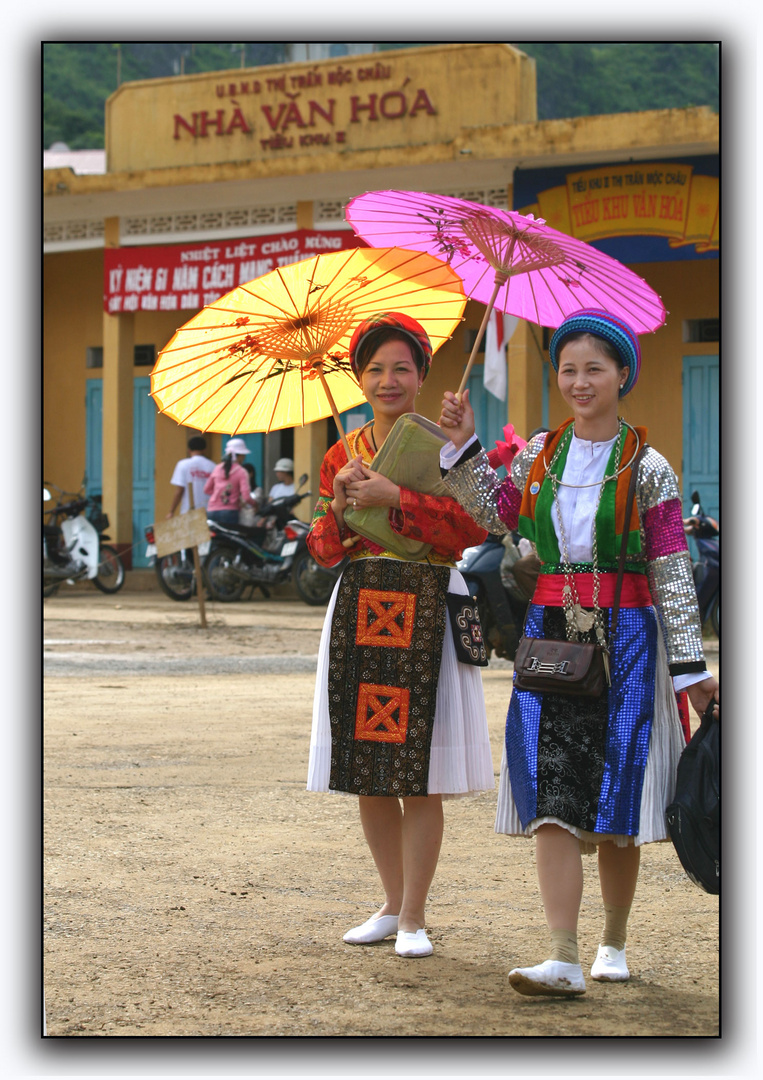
[204,438,259,527]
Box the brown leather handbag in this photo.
[513,444,647,699]
[514,637,607,696]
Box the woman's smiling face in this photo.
[556,335,627,433]
[359,338,423,422]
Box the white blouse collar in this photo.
[570,428,619,454]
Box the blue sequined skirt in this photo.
[503,601,678,840]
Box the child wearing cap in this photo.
[268,458,295,501]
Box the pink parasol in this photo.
[345,189,666,393]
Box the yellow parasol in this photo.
[150,247,466,455]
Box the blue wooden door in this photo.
[682,354,719,557]
[85,378,103,497]
[132,377,155,568]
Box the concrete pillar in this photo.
[508,321,545,441]
[293,420,327,522]
[296,200,314,229]
[101,216,134,549]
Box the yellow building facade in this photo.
[43,44,718,567]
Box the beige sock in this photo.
[601,902,631,951]
[549,928,579,965]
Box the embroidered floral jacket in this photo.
[307,426,487,569]
[442,422,705,675]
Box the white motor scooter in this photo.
[44,485,124,596]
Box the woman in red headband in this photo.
[305,312,494,959]
[440,309,718,997]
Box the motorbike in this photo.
[683,489,719,639]
[204,474,344,606]
[456,533,529,661]
[43,483,126,597]
[145,473,342,605]
[144,528,211,602]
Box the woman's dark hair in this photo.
[557,331,625,370]
[223,453,234,479]
[354,328,425,379]
[244,463,257,485]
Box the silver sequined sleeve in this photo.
[442,436,545,535]
[637,447,706,668]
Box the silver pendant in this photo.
[572,604,595,632]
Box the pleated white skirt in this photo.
[494,620,685,848]
[307,565,495,798]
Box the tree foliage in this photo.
[43,41,719,150]
[43,42,287,149]
[514,42,719,119]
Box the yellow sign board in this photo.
[153,508,210,558]
[522,163,718,253]
[106,44,535,172]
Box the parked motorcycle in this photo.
[683,489,719,639]
[456,533,529,661]
[204,474,343,606]
[143,528,210,602]
[43,483,126,597]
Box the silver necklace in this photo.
[546,420,625,686]
[543,420,639,488]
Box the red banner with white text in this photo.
[103,229,364,314]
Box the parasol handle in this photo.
[315,365,352,459]
[456,271,509,399]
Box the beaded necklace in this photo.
[545,419,626,685]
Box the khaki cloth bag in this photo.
[343,413,449,559]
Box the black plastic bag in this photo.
[666,699,720,894]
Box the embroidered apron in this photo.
[328,558,449,796]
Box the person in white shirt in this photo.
[166,436,215,518]
[267,457,295,501]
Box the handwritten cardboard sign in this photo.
[153,509,210,557]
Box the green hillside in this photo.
[43,41,719,151]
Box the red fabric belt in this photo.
[533,572,653,608]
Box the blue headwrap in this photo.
[549,309,642,396]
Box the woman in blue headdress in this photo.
[439,309,718,997]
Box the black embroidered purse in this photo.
[445,592,489,667]
[425,557,488,667]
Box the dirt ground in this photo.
[43,583,719,1038]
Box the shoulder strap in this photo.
[610,443,648,642]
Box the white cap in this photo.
[225,438,250,456]
[274,457,294,472]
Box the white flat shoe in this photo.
[395,929,433,957]
[508,959,585,996]
[343,913,399,945]
[591,944,629,981]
